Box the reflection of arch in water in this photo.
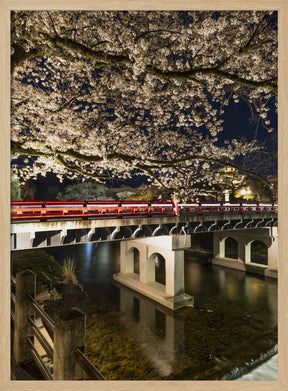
[118,284,184,377]
[246,240,268,265]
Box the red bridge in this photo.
[11,200,277,221]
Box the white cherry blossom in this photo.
[11,10,277,198]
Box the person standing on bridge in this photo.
[173,197,180,216]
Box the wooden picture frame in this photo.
[1,1,287,390]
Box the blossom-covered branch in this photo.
[11,10,277,198]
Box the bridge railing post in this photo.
[53,309,85,380]
[13,270,36,363]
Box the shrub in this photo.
[62,256,78,285]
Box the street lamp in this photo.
[240,187,252,200]
[224,189,230,202]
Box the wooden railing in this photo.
[11,270,106,380]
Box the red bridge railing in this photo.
[11,200,278,221]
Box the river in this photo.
[42,238,277,380]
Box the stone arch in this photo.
[194,223,207,233]
[122,227,134,239]
[224,237,238,259]
[219,236,238,259]
[152,253,166,285]
[148,251,167,286]
[143,226,153,237]
[246,240,268,265]
[152,225,169,236]
[100,227,114,240]
[109,227,121,240]
[132,226,144,238]
[127,246,141,274]
[133,248,140,274]
[121,243,145,276]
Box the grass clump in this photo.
[62,256,78,285]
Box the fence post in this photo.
[13,270,36,363]
[53,309,85,380]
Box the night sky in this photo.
[221,100,277,143]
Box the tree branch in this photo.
[11,43,45,72]
[11,140,272,188]
[30,32,277,92]
[216,12,275,69]
[145,65,277,91]
[55,155,110,180]
[41,33,129,66]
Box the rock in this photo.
[36,290,51,302]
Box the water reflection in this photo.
[44,242,277,379]
[84,242,94,267]
[117,284,184,377]
[185,254,277,326]
[45,242,120,307]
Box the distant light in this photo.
[240,187,252,196]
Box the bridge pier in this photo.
[211,228,278,279]
[113,235,194,310]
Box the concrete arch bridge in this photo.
[11,212,278,311]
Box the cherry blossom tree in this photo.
[11,10,277,199]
